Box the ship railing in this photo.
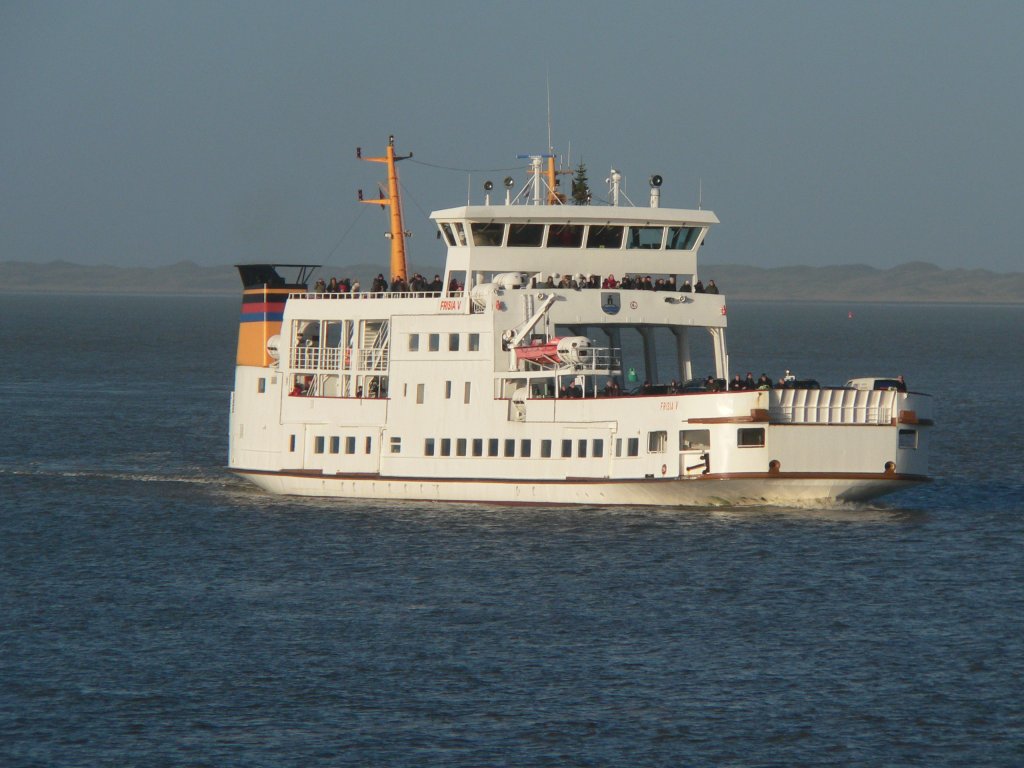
[769,387,897,425]
[291,290,446,300]
[289,346,389,372]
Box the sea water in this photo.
[1,294,1022,766]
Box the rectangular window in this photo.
[738,428,766,448]
[424,438,435,456]
[680,429,711,450]
[520,439,532,458]
[899,429,918,449]
[408,334,419,352]
[456,438,467,456]
[471,222,504,246]
[562,439,573,458]
[541,439,552,458]
[504,439,515,458]
[592,439,604,458]
[330,436,340,454]
[464,381,471,404]
[615,438,622,457]
[452,222,467,245]
[627,438,639,457]
[445,381,452,399]
[365,436,372,454]
[289,434,296,452]
[627,226,665,250]
[346,436,356,455]
[667,226,703,250]
[441,438,451,456]
[578,439,588,458]
[389,436,401,454]
[507,223,544,247]
[472,438,483,457]
[648,431,668,453]
[314,436,325,454]
[548,223,585,248]
[429,333,440,351]
[488,438,499,457]
[586,224,624,249]
[449,333,460,351]
[468,333,480,351]
[439,223,456,246]
[416,383,425,404]
[257,378,266,393]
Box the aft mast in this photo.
[357,135,412,282]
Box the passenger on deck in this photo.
[680,280,692,292]
[313,278,326,293]
[372,274,388,293]
[430,275,443,292]
[757,373,773,390]
[602,274,618,288]
[730,374,744,391]
[706,280,719,294]
[694,280,705,293]
[351,281,361,294]
[896,375,907,392]
[744,371,756,389]
[327,277,339,293]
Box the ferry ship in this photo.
[228,137,932,505]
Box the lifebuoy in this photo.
[661,463,667,476]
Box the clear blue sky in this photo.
[2,1,1022,272]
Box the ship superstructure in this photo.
[228,138,932,505]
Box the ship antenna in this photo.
[546,69,553,156]
[698,177,703,210]
[357,135,413,282]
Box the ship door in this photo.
[679,429,711,477]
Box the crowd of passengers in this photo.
[311,273,452,294]
[311,273,718,295]
[534,273,718,293]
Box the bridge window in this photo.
[471,222,505,246]
[738,428,765,447]
[586,224,624,249]
[507,223,544,247]
[439,223,456,246]
[627,226,664,250]
[548,224,584,248]
[667,226,702,250]
[452,222,467,245]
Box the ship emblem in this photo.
[601,292,621,315]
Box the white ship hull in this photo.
[235,469,924,507]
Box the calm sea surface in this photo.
[1,294,1022,766]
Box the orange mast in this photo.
[357,135,412,282]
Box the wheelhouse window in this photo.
[680,429,711,450]
[548,224,584,248]
[667,226,702,250]
[586,224,624,249]
[627,226,664,250]
[452,222,467,245]
[648,431,667,453]
[439,223,456,246]
[738,428,765,447]
[507,223,544,247]
[471,222,505,246]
